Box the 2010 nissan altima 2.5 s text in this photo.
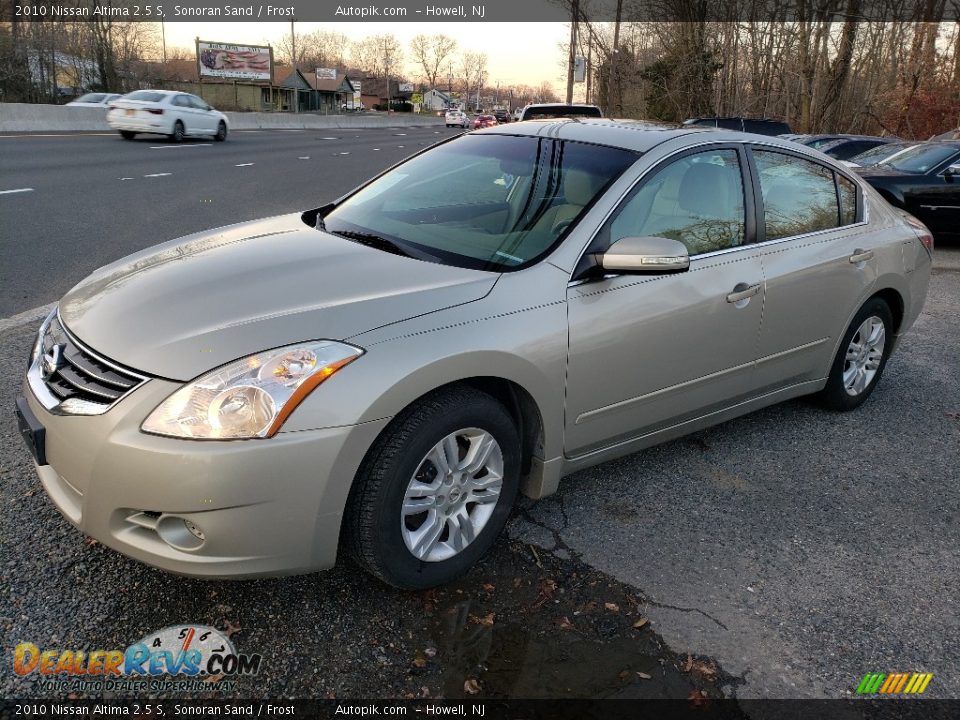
[16,121,932,589]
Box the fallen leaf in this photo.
[222,620,242,638]
[636,672,651,680]
[463,678,481,695]
[412,653,427,668]
[482,583,496,593]
[556,616,573,630]
[632,617,649,629]
[84,537,98,547]
[205,673,225,683]
[682,654,717,680]
[605,602,620,612]
[619,670,630,679]
[532,579,558,608]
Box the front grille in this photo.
[39,316,146,411]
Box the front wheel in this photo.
[119,130,136,140]
[817,297,893,410]
[214,121,227,142]
[345,386,520,589]
[170,120,184,143]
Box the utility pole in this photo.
[290,20,298,113]
[385,41,392,115]
[565,0,579,104]
[161,20,166,65]
[606,0,622,117]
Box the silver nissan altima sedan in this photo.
[17,121,932,589]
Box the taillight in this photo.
[903,214,934,255]
[147,108,164,115]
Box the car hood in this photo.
[58,213,498,380]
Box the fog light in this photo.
[184,519,205,541]
[156,515,206,551]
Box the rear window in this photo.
[124,91,166,102]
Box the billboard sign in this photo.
[198,41,272,82]
[353,80,362,109]
[398,83,414,93]
[316,68,337,80]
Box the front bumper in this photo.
[21,377,388,578]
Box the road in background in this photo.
[0,126,458,316]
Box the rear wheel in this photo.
[345,386,520,589]
[817,297,893,410]
[170,120,184,143]
[214,121,227,142]
[119,131,136,140]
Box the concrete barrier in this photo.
[0,102,444,133]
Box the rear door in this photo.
[908,154,960,238]
[747,146,876,392]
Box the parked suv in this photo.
[444,110,470,128]
[683,117,792,136]
[519,103,603,121]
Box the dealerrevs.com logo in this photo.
[13,625,261,693]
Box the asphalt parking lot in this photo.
[1,127,957,700]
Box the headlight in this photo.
[141,341,363,440]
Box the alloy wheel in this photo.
[400,428,504,562]
[843,316,885,396]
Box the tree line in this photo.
[574,1,959,138]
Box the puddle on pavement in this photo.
[399,540,739,700]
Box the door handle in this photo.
[726,282,761,304]
[849,248,874,263]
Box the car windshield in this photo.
[74,93,105,103]
[125,90,166,102]
[322,134,638,271]
[850,142,910,165]
[882,144,960,173]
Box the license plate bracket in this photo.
[15,396,47,466]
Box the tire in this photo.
[817,297,893,411]
[119,130,136,140]
[170,120,184,143]
[345,386,521,589]
[214,121,227,142]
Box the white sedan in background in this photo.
[444,109,470,128]
[107,90,229,142]
[67,93,122,108]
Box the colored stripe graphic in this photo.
[856,672,932,694]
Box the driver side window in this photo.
[609,149,746,256]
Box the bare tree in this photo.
[351,34,403,79]
[410,34,458,89]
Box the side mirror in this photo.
[944,164,960,181]
[599,236,690,274]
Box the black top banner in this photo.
[3,0,960,22]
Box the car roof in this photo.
[473,118,813,153]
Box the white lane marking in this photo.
[143,173,171,177]
[434,131,440,134]
[0,187,33,195]
[394,133,407,136]
[0,302,56,334]
[322,137,338,140]
[0,133,115,139]
[339,151,350,155]
[235,163,255,167]
[397,145,405,148]
[119,177,134,181]
[373,148,381,151]
[298,156,310,160]
[149,143,211,149]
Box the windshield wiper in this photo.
[332,229,417,258]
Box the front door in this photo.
[565,146,765,456]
